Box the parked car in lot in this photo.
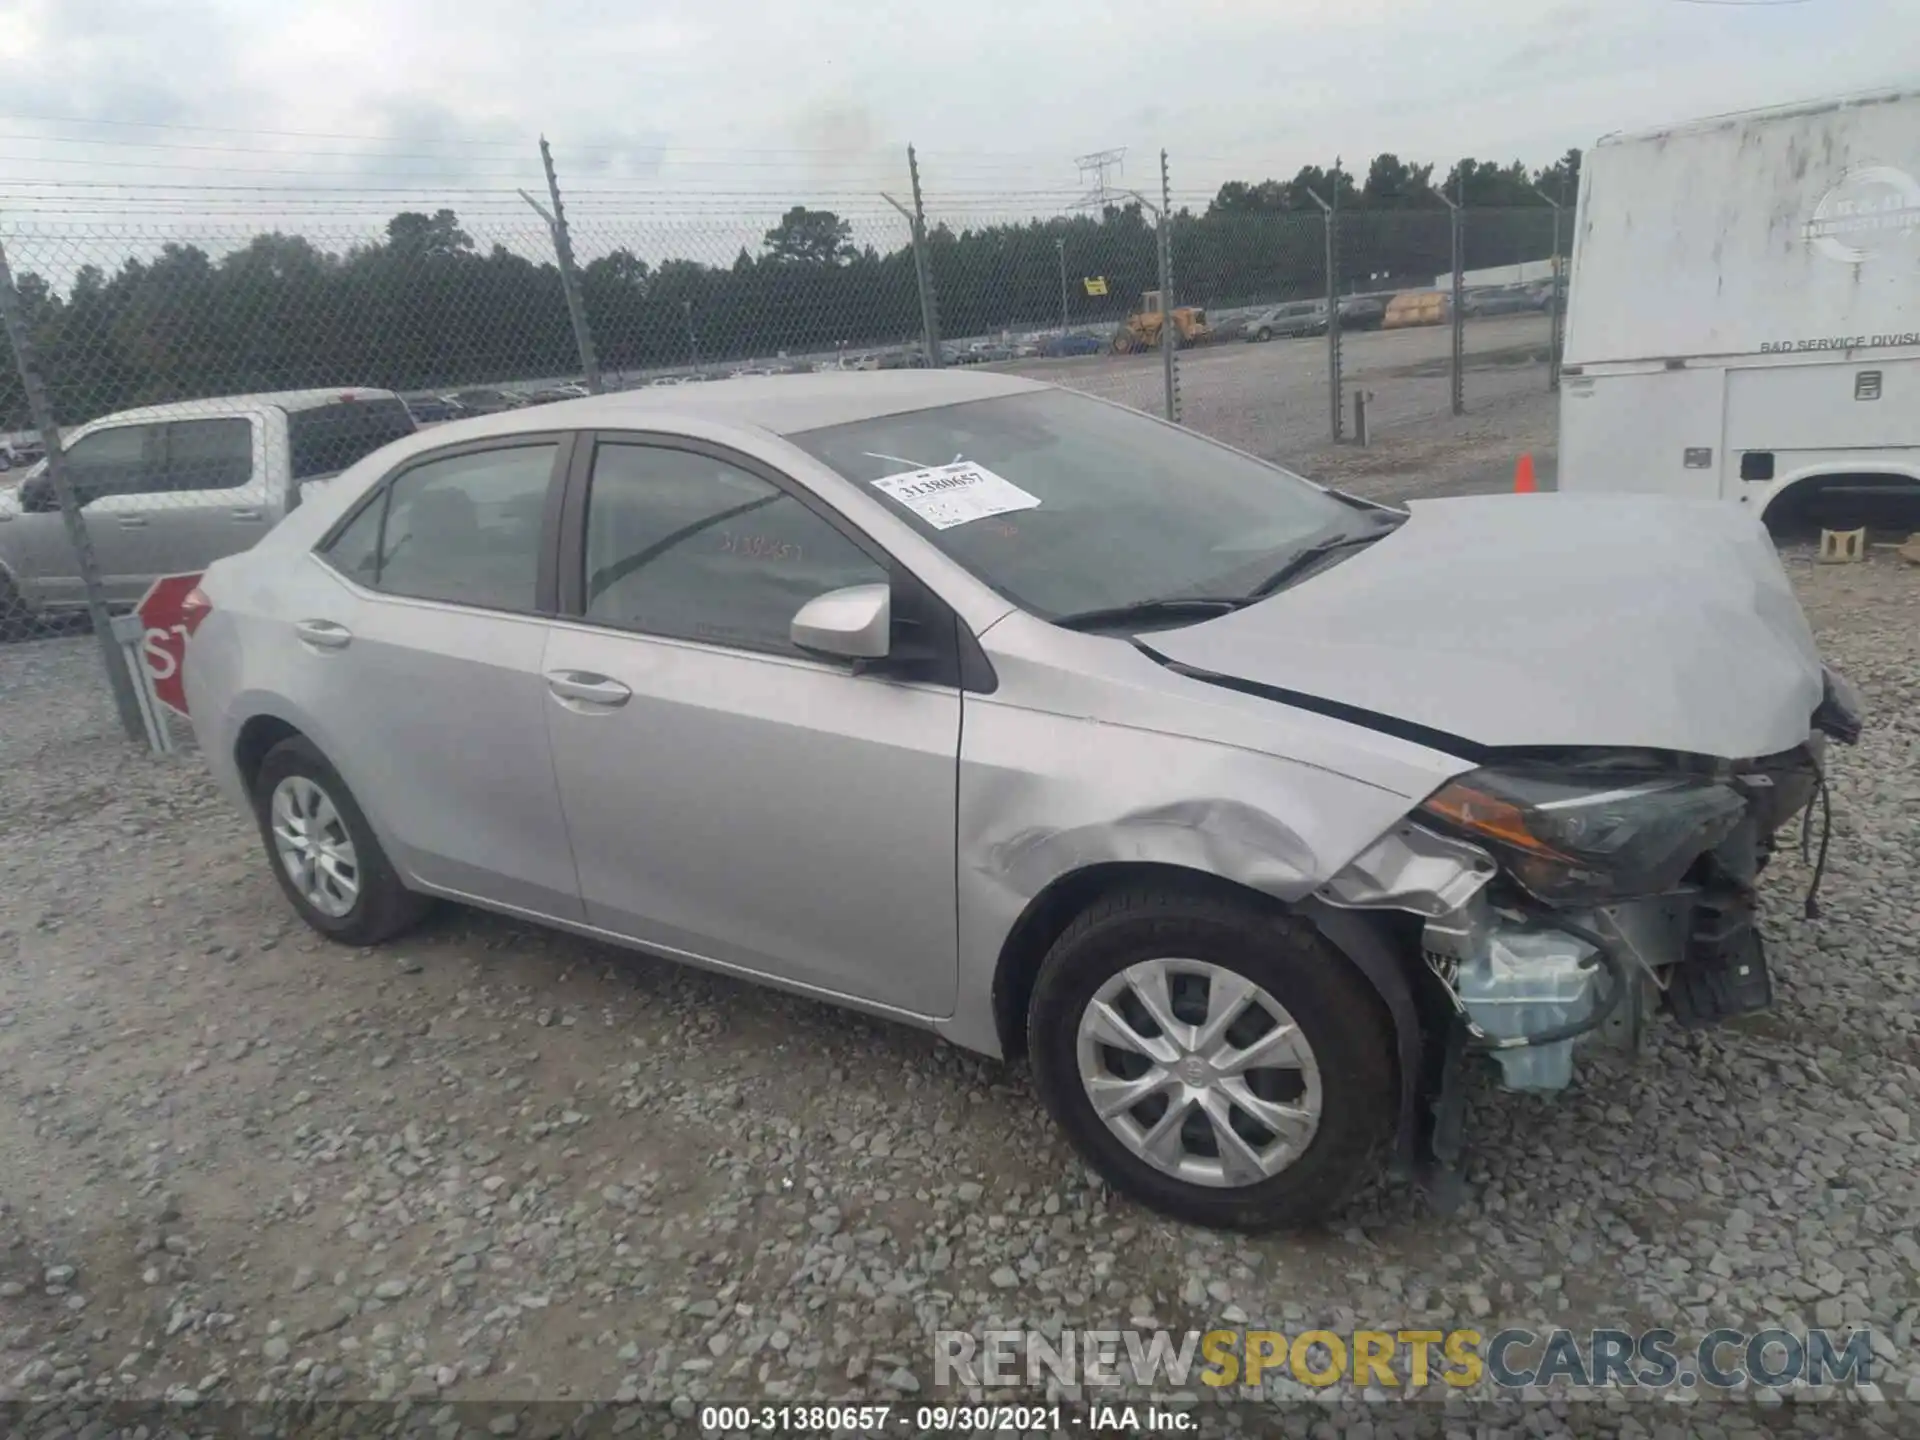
[403,395,460,425]
[448,388,527,415]
[1245,300,1328,342]
[0,389,416,621]
[1462,286,1536,318]
[183,370,1859,1230]
[1042,333,1105,358]
[524,384,595,406]
[1337,294,1390,330]
[1,435,46,471]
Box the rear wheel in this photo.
[1028,885,1397,1230]
[252,736,430,946]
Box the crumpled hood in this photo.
[1144,493,1825,759]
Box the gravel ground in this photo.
[3,418,1918,1435]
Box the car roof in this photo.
[82,388,403,426]
[414,369,1049,443]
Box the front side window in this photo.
[64,424,165,504]
[788,388,1353,620]
[164,418,254,492]
[322,443,556,611]
[582,443,885,656]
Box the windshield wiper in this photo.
[1242,517,1404,602]
[1050,596,1250,632]
[1051,516,1405,633]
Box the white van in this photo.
[1559,90,1920,527]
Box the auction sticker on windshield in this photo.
[872,462,1041,530]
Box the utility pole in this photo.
[1056,237,1068,334]
[1440,171,1465,416]
[1531,181,1566,391]
[682,300,699,368]
[1159,149,1178,425]
[520,138,603,394]
[1304,158,1345,442]
[1073,148,1126,210]
[881,144,943,367]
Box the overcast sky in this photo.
[0,0,1914,240]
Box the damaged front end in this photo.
[1317,684,1859,1181]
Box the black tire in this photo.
[252,735,431,946]
[1028,885,1397,1231]
[1255,328,1272,343]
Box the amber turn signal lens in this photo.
[1423,780,1570,859]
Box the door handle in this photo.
[546,671,631,707]
[230,508,263,521]
[117,515,149,528]
[294,619,352,650]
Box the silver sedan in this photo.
[184,370,1858,1229]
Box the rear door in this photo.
[299,435,581,918]
[142,415,271,579]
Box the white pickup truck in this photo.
[1559,89,1920,528]
[0,388,415,621]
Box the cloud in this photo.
[0,0,1911,214]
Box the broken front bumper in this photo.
[1320,739,1835,1095]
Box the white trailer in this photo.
[1559,90,1920,526]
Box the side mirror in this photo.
[791,583,891,660]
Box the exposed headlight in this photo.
[1419,767,1747,906]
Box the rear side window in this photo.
[287,398,418,481]
[164,418,254,491]
[321,443,556,612]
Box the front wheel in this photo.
[1255,328,1272,343]
[252,735,431,946]
[1028,885,1397,1230]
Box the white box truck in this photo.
[1559,90,1920,527]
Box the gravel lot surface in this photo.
[3,372,1917,1435]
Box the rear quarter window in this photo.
[287,399,418,481]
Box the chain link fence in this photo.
[0,145,1569,736]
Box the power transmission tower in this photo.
[1073,148,1127,210]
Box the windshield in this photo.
[788,388,1352,620]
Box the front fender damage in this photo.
[981,798,1323,904]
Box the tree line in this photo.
[2,149,1578,430]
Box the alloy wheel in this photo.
[1075,957,1322,1188]
[270,775,360,918]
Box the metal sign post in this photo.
[109,613,176,754]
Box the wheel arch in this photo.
[233,712,306,795]
[988,863,1431,1165]
[1756,461,1920,528]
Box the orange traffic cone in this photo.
[1514,453,1537,493]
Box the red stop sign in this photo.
[134,572,206,717]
